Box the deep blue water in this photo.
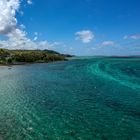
[0,57,140,140]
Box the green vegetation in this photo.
[0,49,70,65]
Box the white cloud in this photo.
[49,42,64,47]
[33,32,38,41]
[0,0,30,49]
[33,36,38,41]
[20,24,26,29]
[27,0,33,5]
[101,41,115,46]
[0,0,61,50]
[0,0,23,38]
[75,30,94,43]
[123,34,140,40]
[0,0,19,35]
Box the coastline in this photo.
[0,49,71,67]
[0,59,68,67]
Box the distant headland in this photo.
[0,49,73,65]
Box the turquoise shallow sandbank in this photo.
[0,57,140,140]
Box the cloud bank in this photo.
[0,0,60,50]
[0,0,19,35]
[27,0,33,5]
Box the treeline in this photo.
[0,49,70,65]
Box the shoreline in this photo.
[0,60,68,67]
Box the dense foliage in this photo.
[0,49,68,65]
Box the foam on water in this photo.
[88,59,140,90]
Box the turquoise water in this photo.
[0,57,140,140]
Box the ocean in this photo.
[0,57,140,140]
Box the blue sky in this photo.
[0,0,140,55]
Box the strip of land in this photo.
[0,49,72,65]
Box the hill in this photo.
[0,49,71,65]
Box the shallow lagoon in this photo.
[0,57,140,140]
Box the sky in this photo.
[0,0,140,56]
